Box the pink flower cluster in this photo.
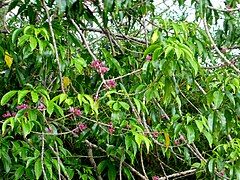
[16,104,28,110]
[38,103,46,111]
[74,123,87,134]
[69,107,82,116]
[78,123,87,131]
[2,111,16,118]
[108,122,115,134]
[146,55,152,61]
[91,60,109,74]
[152,176,160,180]
[104,79,117,89]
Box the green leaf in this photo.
[47,101,54,116]
[195,120,203,133]
[97,160,108,174]
[152,47,162,61]
[125,135,132,151]
[108,164,117,180]
[18,90,29,104]
[165,46,174,58]
[34,158,42,180]
[144,44,160,57]
[1,91,17,105]
[54,103,64,117]
[151,29,159,43]
[14,165,25,179]
[186,125,195,143]
[203,130,213,148]
[133,98,141,113]
[119,101,130,110]
[213,91,224,109]
[74,57,86,74]
[31,91,38,103]
[2,118,11,135]
[208,159,215,174]
[12,28,22,44]
[29,36,37,51]
[22,121,32,138]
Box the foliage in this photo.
[0,0,240,179]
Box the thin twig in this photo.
[42,0,65,93]
[203,15,240,73]
[41,134,47,180]
[70,19,97,60]
[140,147,149,179]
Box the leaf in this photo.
[47,101,54,116]
[144,44,160,57]
[119,101,130,110]
[34,158,42,180]
[125,135,132,151]
[14,165,25,179]
[29,36,37,51]
[18,90,29,104]
[164,132,170,149]
[2,118,11,135]
[151,29,159,43]
[186,125,195,143]
[203,130,213,148]
[31,91,38,103]
[165,46,173,58]
[152,47,162,61]
[108,164,117,180]
[74,57,86,74]
[22,121,32,138]
[97,160,108,174]
[195,120,203,132]
[208,159,215,174]
[63,76,71,88]
[213,91,224,109]
[1,91,17,105]
[4,52,13,68]
[133,98,141,113]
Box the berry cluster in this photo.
[16,103,28,110]
[91,60,109,74]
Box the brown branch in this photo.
[158,169,197,180]
[87,146,103,180]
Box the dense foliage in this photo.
[1,0,240,179]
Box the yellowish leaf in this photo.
[151,30,159,44]
[63,76,71,88]
[4,52,13,68]
[164,132,170,149]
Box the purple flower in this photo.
[152,131,159,138]
[69,107,75,113]
[146,55,152,61]
[78,123,87,131]
[11,112,16,117]
[2,111,11,118]
[16,104,28,110]
[104,79,116,89]
[90,60,109,75]
[38,103,46,111]
[98,66,109,74]
[74,108,81,116]
[152,176,160,180]
[91,60,103,69]
[108,122,115,134]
